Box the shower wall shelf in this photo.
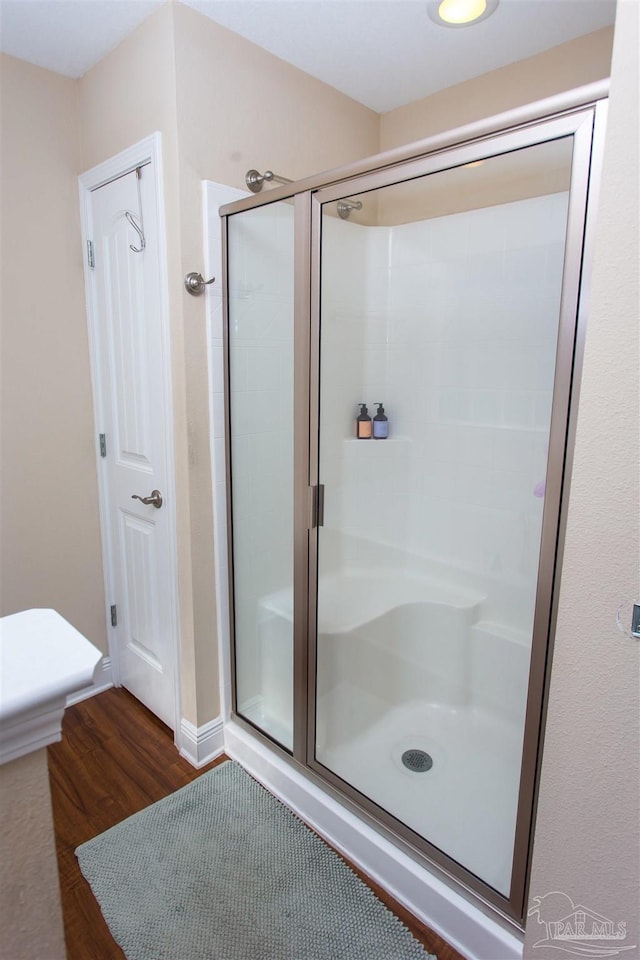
[344,436,412,443]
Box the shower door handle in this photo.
[132,489,163,509]
[311,485,325,528]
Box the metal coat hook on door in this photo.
[125,166,146,253]
[125,211,145,253]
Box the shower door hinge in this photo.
[87,240,95,269]
[99,433,107,458]
[110,604,118,627]
[311,484,325,529]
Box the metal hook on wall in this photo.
[245,169,293,193]
[337,199,363,220]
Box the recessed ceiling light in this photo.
[427,0,499,28]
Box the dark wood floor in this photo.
[48,688,466,960]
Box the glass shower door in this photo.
[227,200,295,750]
[313,137,574,896]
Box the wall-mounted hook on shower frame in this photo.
[184,271,215,296]
[337,199,363,220]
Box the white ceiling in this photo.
[0,1,165,80]
[0,0,616,113]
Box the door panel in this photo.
[227,200,296,750]
[121,512,161,668]
[101,195,153,470]
[91,165,176,728]
[313,136,574,898]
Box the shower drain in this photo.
[401,749,433,773]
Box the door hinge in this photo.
[110,604,118,627]
[311,484,325,529]
[99,433,107,458]
[87,240,95,269]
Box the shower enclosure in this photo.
[220,86,607,924]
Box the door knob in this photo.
[184,272,215,296]
[131,489,163,509]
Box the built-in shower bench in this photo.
[260,569,485,634]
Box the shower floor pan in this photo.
[316,687,522,896]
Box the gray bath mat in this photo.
[76,760,435,960]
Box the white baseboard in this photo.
[178,715,225,768]
[65,656,114,707]
[224,719,523,960]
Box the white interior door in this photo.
[88,161,177,729]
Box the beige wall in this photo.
[525,2,640,951]
[0,749,66,959]
[380,26,614,151]
[172,1,379,193]
[0,53,106,653]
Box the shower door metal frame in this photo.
[306,103,606,926]
[220,82,609,928]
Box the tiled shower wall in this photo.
[321,192,569,626]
